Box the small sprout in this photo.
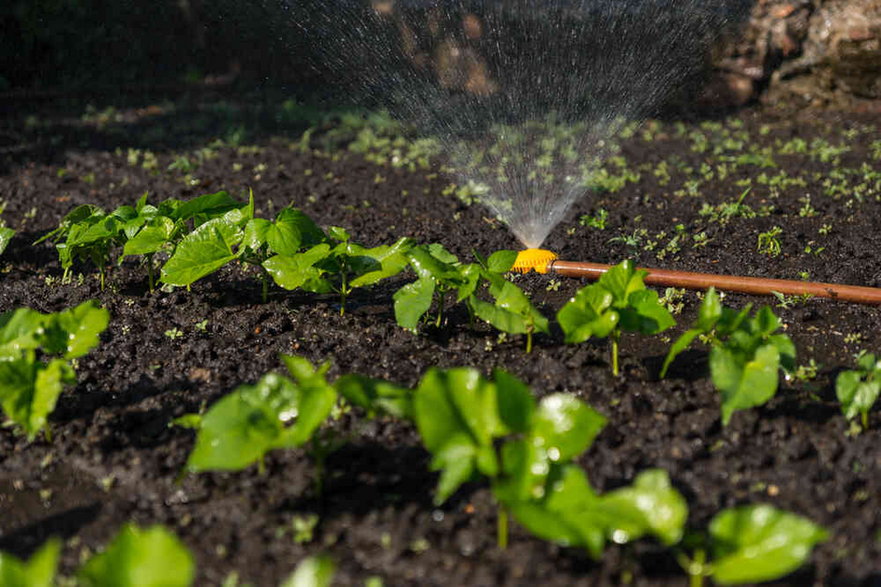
[757,226,783,257]
[291,514,320,544]
[164,328,184,340]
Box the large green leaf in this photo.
[393,276,435,330]
[486,250,518,273]
[78,524,195,587]
[712,343,780,426]
[471,277,549,336]
[0,308,46,358]
[597,260,646,306]
[493,369,536,434]
[160,218,243,286]
[597,469,688,546]
[0,538,60,587]
[660,328,702,378]
[710,505,828,585]
[266,208,306,255]
[836,368,880,423]
[263,245,332,291]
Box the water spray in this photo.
[512,250,881,305]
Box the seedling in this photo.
[836,351,881,430]
[280,555,335,587]
[180,355,337,474]
[0,227,13,257]
[677,505,827,587]
[469,261,548,353]
[0,300,109,440]
[756,226,783,257]
[661,288,795,425]
[557,260,675,375]
[393,246,505,330]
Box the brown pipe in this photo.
[549,260,881,305]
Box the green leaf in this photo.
[479,276,549,335]
[121,217,175,257]
[618,289,675,334]
[263,245,332,292]
[335,374,412,419]
[597,260,646,306]
[712,343,781,426]
[280,555,336,587]
[170,191,242,222]
[836,371,880,423]
[277,355,337,448]
[486,250,518,273]
[393,277,435,330]
[506,465,606,558]
[533,394,606,462]
[55,300,110,359]
[241,218,272,251]
[407,246,461,282]
[185,377,287,472]
[413,368,501,503]
[0,308,47,358]
[0,227,14,256]
[160,218,243,286]
[598,469,688,546]
[556,284,618,343]
[78,524,195,587]
[286,209,327,247]
[266,208,305,255]
[660,328,702,378]
[0,537,61,587]
[696,287,723,331]
[709,505,828,585]
[349,237,414,288]
[0,354,74,440]
[493,369,536,434]
[327,226,350,242]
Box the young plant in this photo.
[0,538,60,587]
[410,367,685,555]
[35,204,131,288]
[661,288,796,425]
[0,300,109,440]
[393,244,482,330]
[468,251,547,353]
[179,355,337,474]
[836,351,881,430]
[77,524,195,587]
[677,505,827,587]
[557,260,675,375]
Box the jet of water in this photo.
[282,0,749,248]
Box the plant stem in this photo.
[862,410,868,430]
[260,268,269,304]
[436,291,445,328]
[526,330,533,354]
[146,254,155,293]
[690,549,706,587]
[497,506,509,550]
[611,333,620,376]
[99,267,105,291]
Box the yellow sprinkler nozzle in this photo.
[512,249,558,274]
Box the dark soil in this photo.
[1,95,880,586]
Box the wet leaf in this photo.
[709,505,827,584]
[161,218,243,286]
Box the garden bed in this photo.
[1,97,880,585]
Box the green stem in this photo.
[99,267,106,291]
[340,267,348,316]
[690,549,706,587]
[526,330,533,354]
[611,334,620,376]
[862,410,869,430]
[497,506,509,550]
[261,268,269,304]
[436,291,445,328]
[146,254,155,293]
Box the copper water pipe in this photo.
[548,260,881,305]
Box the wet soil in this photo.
[1,97,880,585]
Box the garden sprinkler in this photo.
[512,249,881,305]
